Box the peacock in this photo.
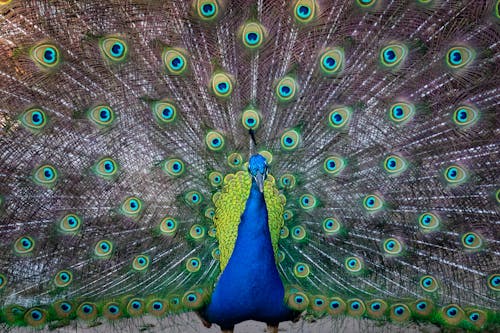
[0,0,499,332]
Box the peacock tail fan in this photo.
[0,0,499,332]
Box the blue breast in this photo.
[205,181,295,329]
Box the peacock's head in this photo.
[248,154,268,193]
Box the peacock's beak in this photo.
[254,173,265,193]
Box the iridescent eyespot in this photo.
[160,217,178,235]
[58,213,82,234]
[291,225,306,241]
[163,48,188,75]
[0,274,6,290]
[94,157,118,179]
[283,210,294,221]
[31,43,60,69]
[328,106,352,129]
[241,107,261,130]
[299,194,317,210]
[205,207,215,220]
[467,310,487,328]
[366,300,387,319]
[443,165,467,185]
[132,254,150,271]
[281,129,300,151]
[345,257,363,273]
[383,154,407,175]
[420,275,438,292]
[89,105,115,127]
[186,257,201,272]
[153,100,177,125]
[441,304,464,325]
[363,194,383,212]
[183,290,204,309]
[453,105,478,127]
[380,43,407,69]
[382,238,403,255]
[185,190,203,206]
[310,295,328,313]
[461,232,483,250]
[446,46,474,70]
[209,171,223,187]
[357,0,377,8]
[275,76,298,102]
[258,150,273,165]
[411,299,433,317]
[77,302,97,320]
[389,102,415,124]
[99,36,128,63]
[212,247,221,260]
[211,72,234,98]
[293,0,318,23]
[147,299,167,317]
[94,240,113,258]
[319,47,344,75]
[163,158,185,177]
[279,173,296,189]
[328,297,346,316]
[390,304,410,322]
[418,212,440,231]
[241,22,266,49]
[190,224,206,240]
[280,226,289,239]
[121,196,143,217]
[205,131,225,151]
[323,217,342,235]
[227,153,243,168]
[54,301,73,318]
[294,263,310,278]
[20,108,48,132]
[323,155,346,175]
[54,270,73,287]
[25,308,47,327]
[487,273,500,291]
[347,299,366,316]
[287,292,309,311]
[103,302,122,320]
[33,164,58,187]
[195,0,221,21]
[14,236,35,254]
[127,299,144,316]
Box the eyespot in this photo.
[293,263,310,278]
[420,275,438,292]
[185,190,203,206]
[77,302,97,320]
[0,274,6,290]
[54,270,73,288]
[345,257,363,273]
[363,194,383,212]
[211,72,234,98]
[94,240,113,258]
[121,196,143,217]
[14,236,35,254]
[347,299,366,316]
[380,43,407,69]
[443,165,467,185]
[323,155,346,175]
[227,153,243,169]
[24,308,47,327]
[366,300,387,319]
[357,0,377,8]
[291,225,306,241]
[99,36,128,63]
[452,105,478,127]
[147,299,167,317]
[163,158,185,177]
[57,213,82,234]
[208,171,223,187]
[159,217,177,235]
[205,207,215,220]
[461,232,483,250]
[446,46,474,70]
[411,299,433,317]
[186,257,201,273]
[441,304,464,325]
[102,302,122,320]
[31,43,60,69]
[275,76,298,102]
[322,217,342,235]
[241,21,266,49]
[299,193,317,210]
[195,0,221,21]
[281,129,300,151]
[241,108,261,130]
[277,250,285,263]
[487,273,500,291]
[258,150,273,164]
[389,102,415,124]
[319,47,344,76]
[54,301,73,318]
[283,210,294,222]
[279,173,296,189]
[328,106,352,129]
[383,238,403,255]
[182,290,205,309]
[20,108,48,132]
[328,297,346,315]
[131,254,150,272]
[467,310,487,328]
[211,247,221,260]
[287,292,309,311]
[205,131,225,151]
[280,226,290,239]
[94,157,118,180]
[310,295,328,313]
[89,105,115,127]
[189,224,206,240]
[293,0,318,23]
[126,298,144,316]
[383,154,407,175]
[418,212,440,231]
[390,304,411,322]
[33,164,58,187]
[163,47,188,75]
[153,100,177,125]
